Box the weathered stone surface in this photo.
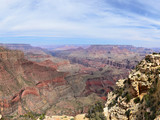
[104,53,160,120]
[0,47,74,116]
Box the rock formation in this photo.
[0,47,103,119]
[51,45,151,99]
[0,47,72,116]
[104,53,160,120]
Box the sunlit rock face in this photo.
[104,53,160,120]
[0,47,73,116]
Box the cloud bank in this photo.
[0,0,160,46]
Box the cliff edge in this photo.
[104,53,160,120]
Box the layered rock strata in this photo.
[104,54,160,120]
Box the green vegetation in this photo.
[148,77,151,82]
[143,85,157,120]
[123,80,127,84]
[108,99,117,108]
[134,97,140,104]
[153,52,158,55]
[125,109,130,118]
[39,114,45,120]
[86,101,106,120]
[114,88,123,96]
[144,111,156,120]
[144,112,150,120]
[144,94,152,108]
[127,79,131,85]
[125,93,131,103]
[149,87,157,94]
[19,111,45,120]
[145,57,151,63]
[137,74,140,78]
[0,117,5,120]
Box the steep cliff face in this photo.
[0,47,73,116]
[82,67,128,100]
[51,45,148,100]
[0,47,103,118]
[104,53,160,120]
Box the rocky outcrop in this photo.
[0,47,73,116]
[104,53,160,120]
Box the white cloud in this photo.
[0,0,160,46]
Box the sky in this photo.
[0,0,160,47]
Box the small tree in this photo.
[86,101,106,120]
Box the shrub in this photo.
[149,87,156,94]
[128,79,131,85]
[125,93,131,103]
[125,109,130,118]
[148,77,151,82]
[144,112,150,120]
[115,88,123,96]
[137,74,140,78]
[19,112,45,120]
[144,95,154,108]
[150,106,156,112]
[144,112,156,120]
[108,99,117,108]
[39,114,45,120]
[145,58,151,63]
[134,97,140,104]
[123,80,127,84]
[153,52,158,55]
[86,101,106,120]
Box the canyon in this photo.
[0,44,156,119]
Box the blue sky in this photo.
[0,0,160,47]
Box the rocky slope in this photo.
[0,46,103,119]
[51,45,153,99]
[1,44,153,102]
[0,47,69,115]
[104,53,160,120]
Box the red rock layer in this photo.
[0,48,67,115]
